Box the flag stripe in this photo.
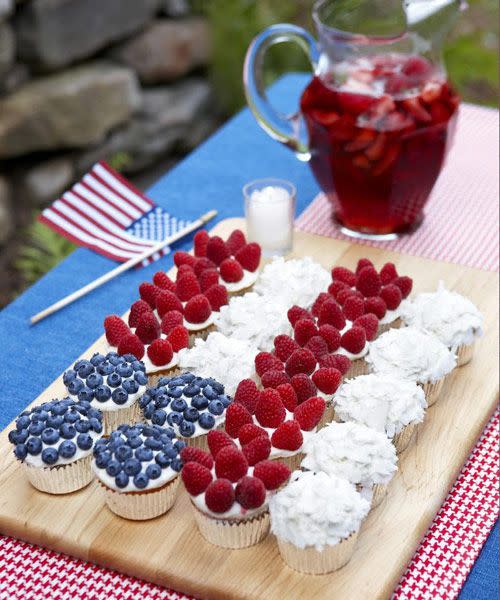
[93,162,154,212]
[82,174,143,221]
[73,183,133,227]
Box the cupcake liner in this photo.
[100,476,179,520]
[378,317,402,335]
[318,404,335,429]
[192,504,270,549]
[227,284,255,298]
[24,455,93,495]
[188,323,216,346]
[456,342,474,367]
[371,482,388,508]
[421,378,445,407]
[147,367,182,387]
[272,452,303,471]
[276,532,359,574]
[102,401,143,436]
[393,421,418,454]
[345,358,370,379]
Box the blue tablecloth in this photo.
[0,74,497,599]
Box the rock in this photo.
[16,0,159,70]
[0,22,15,77]
[0,62,141,159]
[0,0,13,22]
[0,176,13,244]
[161,0,190,17]
[15,158,74,207]
[110,18,211,84]
[0,63,30,96]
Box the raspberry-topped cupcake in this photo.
[139,372,232,450]
[181,439,291,548]
[9,398,102,494]
[63,352,146,434]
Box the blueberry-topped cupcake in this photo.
[8,398,102,494]
[139,372,232,450]
[63,352,147,434]
[92,423,184,520]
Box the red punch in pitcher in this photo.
[244,0,465,239]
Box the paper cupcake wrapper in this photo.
[102,401,143,436]
[100,476,179,520]
[147,367,182,388]
[371,482,388,509]
[227,284,255,298]
[393,421,418,455]
[192,505,270,549]
[277,531,359,575]
[378,317,402,335]
[272,452,303,472]
[318,404,335,429]
[24,455,93,495]
[421,378,445,407]
[345,358,370,379]
[456,342,474,367]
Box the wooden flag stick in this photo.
[30,210,218,325]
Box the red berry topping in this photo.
[139,282,161,308]
[117,333,145,360]
[336,288,353,306]
[220,258,244,283]
[290,373,317,403]
[274,335,300,362]
[332,266,356,287]
[214,446,248,482]
[153,271,176,292]
[206,236,230,266]
[204,284,228,312]
[160,310,184,335]
[393,275,413,299]
[276,383,298,412]
[287,305,313,327]
[205,478,235,513]
[311,292,332,318]
[194,230,209,257]
[294,318,318,346]
[341,326,367,354]
[380,284,403,310]
[104,315,131,346]
[294,396,326,431]
[135,312,161,344]
[328,280,349,298]
[234,379,260,414]
[166,325,189,352]
[238,423,268,446]
[156,290,183,318]
[356,258,374,273]
[207,430,236,458]
[318,324,341,352]
[255,352,283,378]
[271,420,303,451]
[225,402,253,438]
[354,313,379,341]
[174,251,197,268]
[285,348,316,377]
[184,294,211,325]
[312,367,342,394]
[356,266,382,297]
[242,436,271,466]
[261,369,290,389]
[128,300,152,328]
[235,476,266,509]
[304,335,329,361]
[181,462,213,496]
[319,353,351,375]
[226,229,247,256]
[176,272,201,302]
[343,296,365,321]
[253,460,291,490]
[147,339,173,366]
[380,262,398,284]
[318,297,346,330]
[176,264,194,280]
[194,257,217,278]
[234,242,261,272]
[255,389,286,428]
[198,268,219,292]
[364,296,387,319]
[180,447,214,470]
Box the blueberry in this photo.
[75,420,91,433]
[86,372,103,389]
[74,359,86,370]
[63,370,77,385]
[106,460,122,477]
[167,387,183,399]
[170,458,183,472]
[67,379,84,395]
[179,421,195,437]
[194,377,206,387]
[108,354,122,366]
[97,362,114,376]
[28,422,44,436]
[95,451,111,468]
[163,444,178,459]
[155,393,170,409]
[184,384,200,398]
[183,407,199,422]
[143,403,154,420]
[167,413,183,427]
[135,447,153,462]
[115,472,129,489]
[8,429,28,444]
[131,360,145,372]
[59,440,77,459]
[14,444,28,460]
[87,407,102,420]
[41,447,59,465]
[122,379,139,395]
[60,423,76,439]
[115,445,132,461]
[219,395,232,408]
[146,463,162,479]
[210,380,224,395]
[134,473,149,489]
[144,437,163,450]
[169,377,184,387]
[149,409,165,426]
[90,353,106,366]
[64,410,80,424]
[77,361,94,378]
[27,436,42,455]
[199,413,216,430]
[93,438,107,454]
[111,388,128,405]
[76,433,93,451]
[41,427,59,444]
[174,439,186,451]
[32,410,49,422]
[202,385,218,400]
[89,417,103,434]
[134,371,148,386]
[116,363,133,378]
[181,372,195,383]
[161,429,175,441]
[128,436,142,449]
[208,400,224,416]
[171,398,187,413]
[46,415,64,428]
[16,415,31,430]
[78,387,94,402]
[123,458,141,476]
[191,395,209,410]
[107,373,122,388]
[155,452,171,467]
[95,385,112,403]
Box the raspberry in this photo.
[238,423,268,446]
[198,268,219,292]
[343,296,365,321]
[275,383,297,412]
[220,258,244,283]
[117,333,145,360]
[225,402,253,438]
[253,460,291,490]
[271,420,303,451]
[226,229,247,256]
[205,479,235,513]
[160,310,184,335]
[207,430,236,458]
[166,325,189,352]
[318,297,346,330]
[319,353,351,375]
[354,313,379,341]
[176,264,194,280]
[104,315,131,346]
[181,462,213,496]
[356,266,382,297]
[184,294,211,324]
[311,292,332,318]
[193,257,217,278]
[139,282,160,308]
[274,335,299,362]
[174,251,197,268]
[255,389,286,428]
[305,335,329,360]
[235,476,266,509]
[328,280,349,298]
[156,290,183,318]
[128,300,152,328]
[290,373,317,403]
[312,368,342,394]
[341,326,367,354]
[194,230,209,257]
[356,258,374,273]
[234,379,260,414]
[234,242,261,272]
[206,236,230,266]
[214,446,248,482]
[180,447,214,470]
[336,288,354,306]
[364,296,387,319]
[204,284,228,312]
[242,436,271,466]
[255,352,283,378]
[380,284,403,310]
[294,396,326,431]
[176,273,201,302]
[294,318,318,346]
[261,369,290,389]
[285,348,317,377]
[135,312,161,344]
[153,271,175,292]
[380,262,398,284]
[318,324,341,352]
[331,266,356,286]
[393,275,413,299]
[147,339,173,366]
[287,305,313,327]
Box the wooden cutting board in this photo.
[0,218,498,600]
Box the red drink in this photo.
[300,54,459,236]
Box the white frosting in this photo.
[183,313,215,332]
[25,430,101,468]
[254,256,330,309]
[301,422,397,486]
[379,307,402,325]
[335,374,426,437]
[177,332,258,396]
[213,292,292,352]
[400,282,483,350]
[269,470,370,551]
[366,326,456,384]
[338,344,369,361]
[223,269,260,293]
[80,387,146,412]
[104,340,180,375]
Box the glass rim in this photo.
[243,178,297,200]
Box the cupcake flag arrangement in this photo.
[8,225,485,576]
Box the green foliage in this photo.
[108,151,133,173]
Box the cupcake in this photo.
[366,327,456,407]
[181,439,291,548]
[400,282,483,367]
[269,470,370,574]
[63,352,146,434]
[8,398,102,494]
[301,422,397,508]
[92,423,184,520]
[334,374,427,454]
[139,372,232,450]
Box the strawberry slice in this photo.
[402,98,432,123]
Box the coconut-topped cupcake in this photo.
[63,352,146,434]
[366,327,456,406]
[93,423,184,520]
[400,282,483,366]
[334,374,427,454]
[269,470,370,574]
[139,372,232,450]
[9,398,102,494]
[301,422,397,507]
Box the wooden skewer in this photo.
[30,209,218,325]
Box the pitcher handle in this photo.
[243,24,319,159]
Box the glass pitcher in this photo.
[244,0,466,239]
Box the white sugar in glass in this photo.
[244,178,296,256]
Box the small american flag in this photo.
[39,161,190,267]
